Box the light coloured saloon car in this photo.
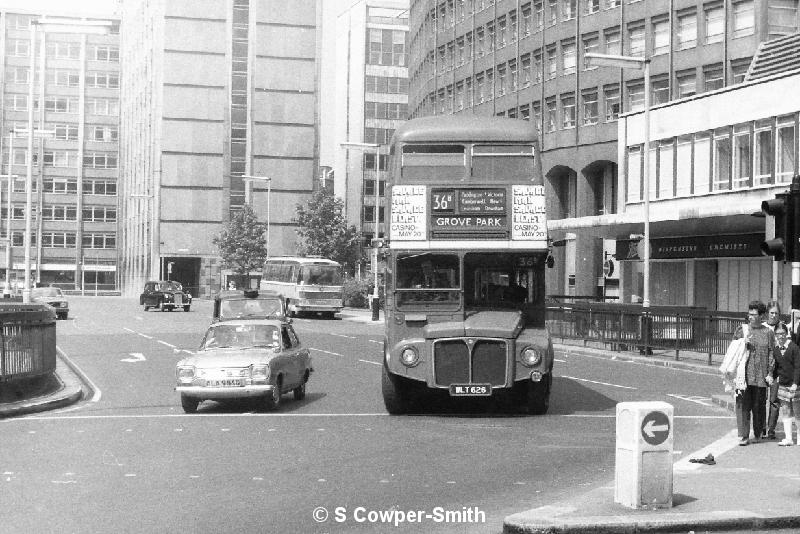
[175,318,312,413]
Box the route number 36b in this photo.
[432,192,454,211]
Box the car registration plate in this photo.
[206,379,244,387]
[449,384,492,397]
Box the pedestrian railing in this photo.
[545,302,745,365]
[0,305,57,382]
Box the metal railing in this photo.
[0,304,57,382]
[546,302,745,365]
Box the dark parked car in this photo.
[31,287,69,319]
[140,281,192,312]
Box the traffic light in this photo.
[761,193,788,261]
[762,176,800,262]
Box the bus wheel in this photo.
[381,366,410,415]
[515,374,551,415]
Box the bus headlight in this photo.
[400,347,419,367]
[520,347,541,367]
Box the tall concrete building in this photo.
[119,0,320,297]
[333,0,409,251]
[407,0,799,310]
[0,4,121,292]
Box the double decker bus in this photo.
[382,116,553,414]
[260,256,343,318]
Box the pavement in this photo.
[4,307,800,533]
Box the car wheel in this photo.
[183,305,191,312]
[58,312,68,320]
[514,374,552,415]
[293,379,306,401]
[143,304,150,311]
[382,365,410,415]
[181,395,199,414]
[263,379,282,411]
[160,301,167,312]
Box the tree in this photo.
[295,190,361,273]
[212,205,268,288]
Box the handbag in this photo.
[720,324,749,392]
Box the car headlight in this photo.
[520,347,542,367]
[177,366,195,384]
[164,294,173,301]
[400,347,419,367]
[251,364,270,383]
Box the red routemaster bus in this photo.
[381,116,554,415]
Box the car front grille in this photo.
[300,291,341,299]
[433,338,507,387]
[174,294,183,305]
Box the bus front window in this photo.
[299,265,342,285]
[396,253,460,306]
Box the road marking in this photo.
[560,375,637,390]
[57,346,101,403]
[120,352,146,363]
[674,429,740,473]
[309,347,342,356]
[667,393,713,406]
[328,333,355,339]
[368,339,382,344]
[554,358,566,362]
[12,413,390,421]
[157,340,176,348]
[359,359,382,366]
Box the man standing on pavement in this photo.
[763,300,786,440]
[733,300,776,446]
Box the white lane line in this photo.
[11,413,390,421]
[358,359,382,366]
[674,429,740,473]
[562,414,733,419]
[309,347,342,356]
[667,394,713,407]
[328,333,355,339]
[157,340,176,349]
[368,340,382,344]
[560,375,637,390]
[554,358,567,363]
[57,346,102,403]
[123,327,153,340]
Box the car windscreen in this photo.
[31,288,63,298]
[219,298,283,320]
[159,282,182,291]
[201,324,280,350]
[298,265,342,285]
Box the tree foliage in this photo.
[295,190,361,272]
[212,205,268,285]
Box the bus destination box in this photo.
[614,401,673,509]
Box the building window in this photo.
[86,98,119,116]
[694,132,712,195]
[44,151,78,168]
[83,180,117,196]
[627,145,642,203]
[582,89,598,125]
[561,39,576,74]
[732,124,752,189]
[627,22,645,56]
[733,1,755,38]
[42,206,77,222]
[562,0,576,20]
[651,76,669,104]
[585,0,600,14]
[658,140,674,198]
[83,206,117,223]
[476,73,485,103]
[604,28,621,55]
[546,45,557,78]
[676,136,693,196]
[6,67,30,85]
[731,58,752,83]
[497,64,507,96]
[754,119,773,185]
[83,152,117,169]
[520,103,531,120]
[46,41,80,60]
[521,53,532,86]
[8,39,29,57]
[548,0,558,25]
[606,0,620,7]
[533,100,542,131]
[676,69,697,98]
[676,11,698,49]
[497,15,508,48]
[768,0,799,38]
[521,3,533,36]
[83,233,115,249]
[533,49,543,83]
[86,72,120,89]
[47,69,80,87]
[704,3,725,44]
[42,232,77,248]
[88,125,119,142]
[713,128,731,191]
[91,45,119,62]
[509,59,518,91]
[486,21,495,53]
[652,18,670,55]
[534,0,544,29]
[561,93,576,128]
[368,29,406,66]
[545,97,557,131]
[43,178,78,194]
[604,84,620,121]
[702,63,724,92]
[627,80,644,112]
[582,33,599,69]
[776,114,796,183]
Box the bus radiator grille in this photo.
[433,339,507,387]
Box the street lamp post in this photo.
[585,53,651,308]
[340,141,381,321]
[241,175,272,256]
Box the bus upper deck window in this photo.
[471,145,536,182]
[401,144,466,181]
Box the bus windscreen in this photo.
[298,265,342,286]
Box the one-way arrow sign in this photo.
[641,411,670,445]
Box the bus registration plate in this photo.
[449,384,492,397]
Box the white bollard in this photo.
[614,401,673,509]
